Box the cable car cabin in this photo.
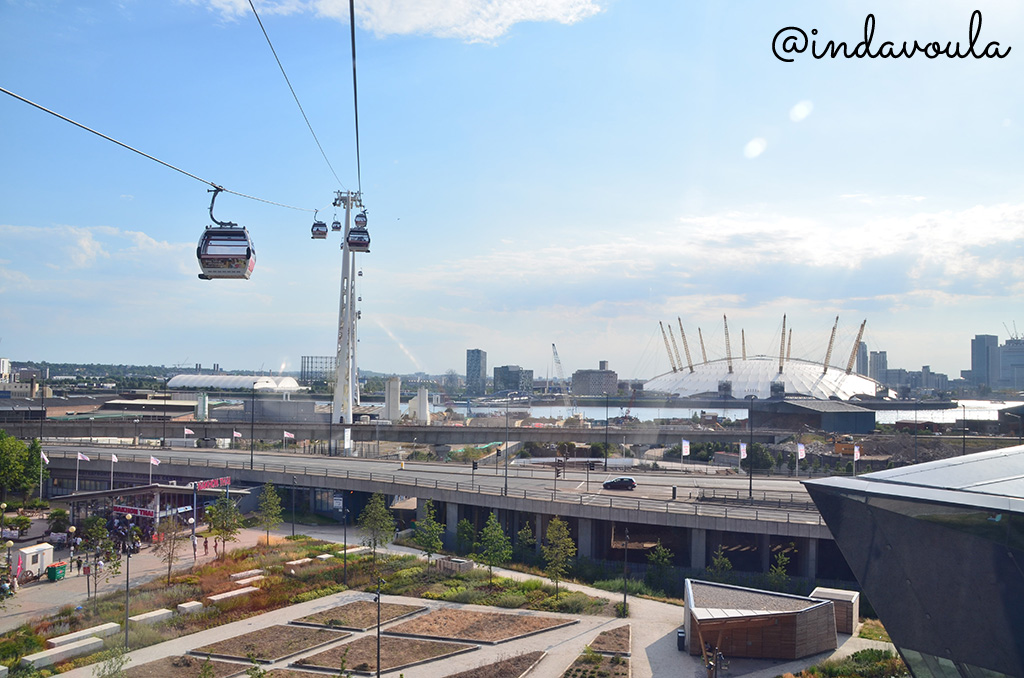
[331,220,342,231]
[347,227,370,252]
[311,220,328,239]
[354,211,368,228]
[197,227,255,280]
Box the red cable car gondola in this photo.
[347,210,370,252]
[197,188,255,280]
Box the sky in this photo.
[2,0,1023,381]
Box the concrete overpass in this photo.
[39,445,849,583]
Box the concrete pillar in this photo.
[759,534,770,573]
[802,537,818,579]
[445,502,459,550]
[577,518,593,560]
[689,528,707,570]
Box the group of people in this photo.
[1,574,17,597]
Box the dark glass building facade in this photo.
[805,447,1024,678]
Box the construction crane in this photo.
[551,343,577,416]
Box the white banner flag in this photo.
[797,443,806,460]
[40,451,49,465]
[149,456,161,466]
[681,439,690,457]
[739,443,747,460]
[77,452,90,462]
[853,445,861,461]
[111,454,118,463]
[233,430,242,438]
[184,427,194,436]
[284,431,295,439]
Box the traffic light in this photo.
[472,461,479,471]
[555,467,561,478]
[588,461,595,471]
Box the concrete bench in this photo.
[315,554,334,561]
[206,586,259,604]
[230,569,265,581]
[0,663,8,677]
[129,608,173,626]
[338,546,368,557]
[46,622,120,648]
[177,601,204,615]
[284,558,313,569]
[21,637,105,669]
[234,575,265,586]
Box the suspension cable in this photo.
[348,0,363,195]
[247,0,346,191]
[0,85,314,212]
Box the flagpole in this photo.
[149,459,153,485]
[111,457,115,489]
[75,455,80,493]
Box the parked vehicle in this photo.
[602,476,637,490]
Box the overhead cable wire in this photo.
[348,0,363,194]
[247,0,346,191]
[0,85,314,212]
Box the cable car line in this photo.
[348,0,363,194]
[247,0,345,191]
[0,84,313,213]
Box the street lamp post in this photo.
[123,513,136,649]
[747,396,755,503]
[962,404,967,456]
[291,476,297,537]
[503,398,510,496]
[188,517,196,561]
[376,578,387,678]
[68,525,76,569]
[622,526,629,616]
[342,508,350,586]
[1007,412,1023,445]
[4,540,12,575]
[250,383,256,470]
[133,418,139,445]
[603,393,609,472]
[0,503,6,539]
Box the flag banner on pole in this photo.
[284,431,295,439]
[111,454,118,463]
[797,443,806,460]
[681,439,690,457]
[233,430,242,438]
[739,443,747,459]
[77,452,90,462]
[40,451,49,464]
[184,427,194,436]
[854,445,861,461]
[150,456,161,466]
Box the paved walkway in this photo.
[7,522,893,678]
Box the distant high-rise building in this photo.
[999,338,1024,390]
[300,356,336,385]
[466,349,487,396]
[384,377,401,421]
[493,365,533,393]
[856,342,868,376]
[0,358,9,383]
[971,335,999,388]
[869,351,887,383]
[572,361,618,396]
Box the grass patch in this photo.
[781,648,908,677]
[858,618,892,642]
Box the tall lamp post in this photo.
[250,382,256,469]
[603,393,609,472]
[746,395,755,503]
[962,404,967,456]
[375,578,387,678]
[4,540,13,576]
[342,508,350,586]
[622,526,629,615]
[0,503,6,538]
[122,513,137,649]
[503,398,510,496]
[291,476,297,537]
[68,525,76,568]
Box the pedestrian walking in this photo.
[203,537,209,555]
[213,536,219,556]
[191,534,198,561]
[75,557,82,575]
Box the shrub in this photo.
[492,592,528,608]
[554,592,592,613]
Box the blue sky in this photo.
[2,0,1023,380]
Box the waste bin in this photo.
[676,626,686,651]
[46,561,67,582]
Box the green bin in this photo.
[46,561,67,582]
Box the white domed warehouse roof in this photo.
[166,374,302,391]
[644,355,880,401]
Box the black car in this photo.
[602,476,637,490]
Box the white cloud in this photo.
[743,137,766,159]
[789,100,813,122]
[193,0,603,41]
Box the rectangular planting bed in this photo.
[190,624,350,663]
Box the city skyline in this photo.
[2,2,1023,379]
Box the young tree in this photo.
[767,547,792,592]
[47,508,71,533]
[542,517,576,597]
[478,512,511,583]
[154,516,186,584]
[358,493,395,570]
[708,544,732,582]
[254,482,283,545]
[91,643,130,678]
[0,431,33,503]
[455,518,476,556]
[645,540,674,594]
[82,515,121,609]
[514,522,537,564]
[413,499,444,562]
[205,492,242,558]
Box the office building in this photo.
[466,349,487,396]
[493,365,533,393]
[971,334,999,388]
[856,342,868,376]
[572,361,618,396]
[868,351,887,383]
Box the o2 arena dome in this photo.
[645,316,883,401]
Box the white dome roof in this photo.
[166,374,302,391]
[645,355,880,400]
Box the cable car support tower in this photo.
[331,190,367,431]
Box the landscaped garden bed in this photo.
[447,650,546,678]
[293,599,425,630]
[588,624,630,655]
[561,646,629,678]
[387,607,576,644]
[294,635,476,674]
[191,624,350,662]
[125,654,241,678]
